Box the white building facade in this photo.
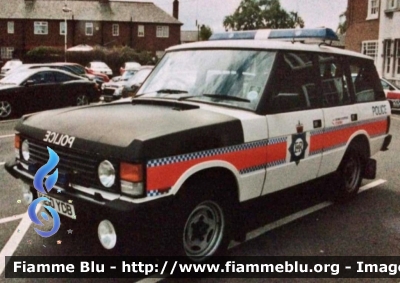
[377,0,400,86]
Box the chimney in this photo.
[173,0,179,19]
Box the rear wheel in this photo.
[0,101,12,119]
[76,94,89,106]
[334,146,364,202]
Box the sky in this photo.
[130,0,348,33]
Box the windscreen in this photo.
[138,49,276,111]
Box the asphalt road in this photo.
[0,112,400,283]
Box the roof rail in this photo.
[209,28,339,43]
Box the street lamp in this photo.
[62,2,72,62]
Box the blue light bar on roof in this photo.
[209,30,257,41]
[209,28,339,42]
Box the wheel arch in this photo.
[346,131,371,160]
[172,161,241,205]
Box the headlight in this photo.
[98,160,115,188]
[101,84,105,90]
[98,220,117,250]
[21,139,30,161]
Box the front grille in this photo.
[26,138,119,193]
[103,88,116,95]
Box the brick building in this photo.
[0,0,182,60]
[345,0,380,66]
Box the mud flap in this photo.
[363,158,376,180]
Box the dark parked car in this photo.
[101,66,153,102]
[0,68,99,119]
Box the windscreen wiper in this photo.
[203,94,250,103]
[156,89,188,94]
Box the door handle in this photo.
[313,119,322,129]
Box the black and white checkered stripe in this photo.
[147,139,269,168]
[147,189,170,197]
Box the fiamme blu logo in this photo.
[27,147,61,237]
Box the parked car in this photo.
[86,61,113,77]
[352,74,400,110]
[85,67,110,83]
[111,67,140,82]
[0,68,99,119]
[1,59,23,75]
[1,62,100,84]
[120,61,141,75]
[380,77,400,109]
[101,66,153,102]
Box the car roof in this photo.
[167,40,372,60]
[19,67,85,78]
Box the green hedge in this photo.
[24,46,64,63]
[24,46,155,76]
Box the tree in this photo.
[223,0,304,31]
[199,25,213,41]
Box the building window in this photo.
[60,22,66,35]
[112,24,119,36]
[388,0,398,9]
[34,21,48,35]
[1,47,14,59]
[86,23,93,36]
[384,39,393,77]
[367,0,379,19]
[156,26,169,38]
[138,25,144,37]
[395,39,400,77]
[7,21,14,34]
[361,40,378,66]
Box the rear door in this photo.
[315,54,356,177]
[54,71,82,106]
[262,51,324,195]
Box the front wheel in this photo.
[183,200,227,261]
[0,100,13,119]
[76,94,89,106]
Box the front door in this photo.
[262,51,324,195]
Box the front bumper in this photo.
[5,160,174,246]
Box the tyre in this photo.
[334,145,364,202]
[76,94,89,106]
[175,184,234,262]
[0,100,13,119]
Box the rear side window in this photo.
[318,54,351,107]
[349,58,385,102]
[268,52,317,113]
[54,72,76,82]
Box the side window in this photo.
[318,54,351,107]
[29,72,55,84]
[54,72,75,82]
[269,52,317,113]
[349,58,385,102]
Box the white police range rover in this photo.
[6,28,392,261]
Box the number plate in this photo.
[37,193,76,219]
